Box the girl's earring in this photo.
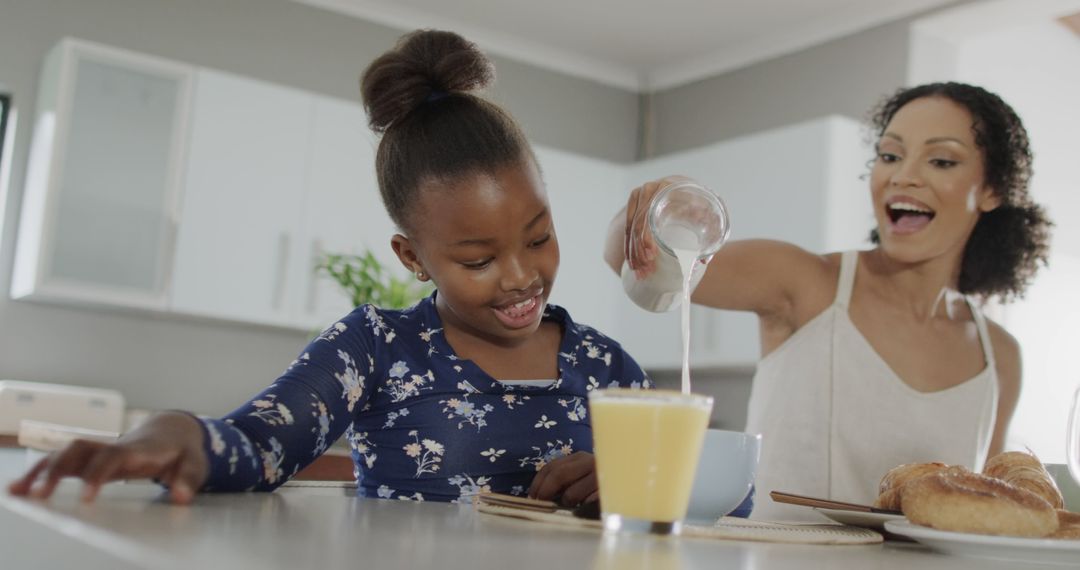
[416,271,426,280]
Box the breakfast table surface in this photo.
[0,448,1074,569]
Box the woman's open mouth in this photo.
[492,293,544,330]
[885,199,936,235]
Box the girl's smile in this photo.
[492,291,545,330]
[392,157,561,349]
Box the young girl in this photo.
[9,29,648,506]
[606,82,1052,521]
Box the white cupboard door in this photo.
[11,39,192,310]
[296,96,394,330]
[170,70,310,327]
[534,146,625,339]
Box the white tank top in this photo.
[744,251,998,521]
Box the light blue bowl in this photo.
[686,429,761,523]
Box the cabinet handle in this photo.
[161,219,180,300]
[271,232,290,311]
[306,239,323,313]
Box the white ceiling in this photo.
[296,0,957,91]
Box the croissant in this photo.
[873,462,949,511]
[903,466,1059,537]
[1051,510,1080,539]
[982,451,1064,510]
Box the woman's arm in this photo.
[604,177,835,319]
[986,322,1023,458]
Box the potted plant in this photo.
[315,249,432,309]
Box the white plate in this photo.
[884,520,1080,566]
[813,507,904,530]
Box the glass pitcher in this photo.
[621,180,729,312]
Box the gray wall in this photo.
[646,3,964,158]
[0,0,638,415]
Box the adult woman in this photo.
[605,82,1051,521]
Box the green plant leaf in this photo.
[314,248,432,309]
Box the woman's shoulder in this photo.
[975,314,1023,422]
[759,242,845,319]
[983,315,1022,383]
[706,239,842,311]
[982,316,1020,352]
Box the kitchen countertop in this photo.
[0,449,1067,569]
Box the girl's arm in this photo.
[8,411,208,504]
[8,317,375,501]
[197,321,375,492]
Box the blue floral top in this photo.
[196,293,650,503]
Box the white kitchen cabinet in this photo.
[294,97,393,331]
[9,38,871,365]
[169,69,311,328]
[170,70,394,331]
[535,146,626,338]
[617,116,871,370]
[11,39,193,310]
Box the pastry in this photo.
[902,466,1058,537]
[982,450,1064,509]
[873,462,949,511]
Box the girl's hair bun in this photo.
[361,29,495,132]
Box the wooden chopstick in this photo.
[476,492,602,520]
[769,490,901,515]
[477,492,559,513]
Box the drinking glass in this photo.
[589,388,713,535]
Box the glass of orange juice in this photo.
[589,388,713,535]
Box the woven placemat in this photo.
[477,504,883,545]
[686,516,882,544]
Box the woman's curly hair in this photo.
[868,82,1051,302]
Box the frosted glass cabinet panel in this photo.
[11,39,192,309]
[52,60,179,290]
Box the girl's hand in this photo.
[623,175,694,279]
[6,411,209,505]
[527,450,599,506]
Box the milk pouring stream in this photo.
[674,246,697,395]
[620,181,730,395]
